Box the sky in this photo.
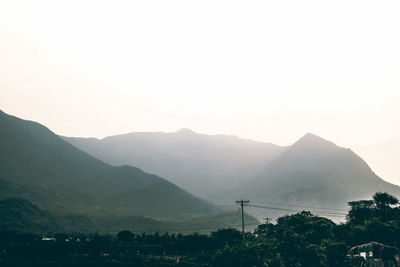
[0,1,399,183]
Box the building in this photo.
[348,241,399,267]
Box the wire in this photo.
[160,202,349,232]
[129,201,349,233]
[243,204,347,217]
[130,205,348,233]
[129,223,261,233]
[249,200,349,212]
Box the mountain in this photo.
[63,129,286,197]
[0,110,217,221]
[63,126,400,221]
[218,133,400,219]
[0,198,52,233]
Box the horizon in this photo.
[2,3,400,265]
[1,1,399,184]
[2,107,399,187]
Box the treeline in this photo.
[1,192,400,266]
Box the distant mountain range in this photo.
[215,133,400,219]
[2,108,399,230]
[0,110,258,233]
[64,129,400,221]
[64,128,285,197]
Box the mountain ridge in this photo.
[64,129,286,197]
[214,132,400,220]
[0,109,217,220]
[64,128,400,221]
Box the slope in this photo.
[222,133,400,219]
[0,110,216,220]
[0,198,259,234]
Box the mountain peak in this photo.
[292,133,337,150]
[300,132,326,141]
[176,128,195,134]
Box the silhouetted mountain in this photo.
[63,127,400,221]
[64,129,286,197]
[218,133,400,219]
[0,198,99,233]
[0,198,52,232]
[0,110,217,221]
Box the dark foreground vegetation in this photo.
[1,192,400,267]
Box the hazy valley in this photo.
[0,110,258,234]
[64,127,400,221]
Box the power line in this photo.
[167,202,348,232]
[244,203,347,217]
[128,205,347,234]
[146,201,348,233]
[250,200,349,212]
[129,200,349,233]
[129,222,261,234]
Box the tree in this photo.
[117,230,135,242]
[373,192,399,209]
[347,192,399,224]
[346,192,400,246]
[347,200,374,224]
[211,228,241,247]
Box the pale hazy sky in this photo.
[0,1,399,183]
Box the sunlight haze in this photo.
[1,1,399,184]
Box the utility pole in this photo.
[236,200,249,240]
